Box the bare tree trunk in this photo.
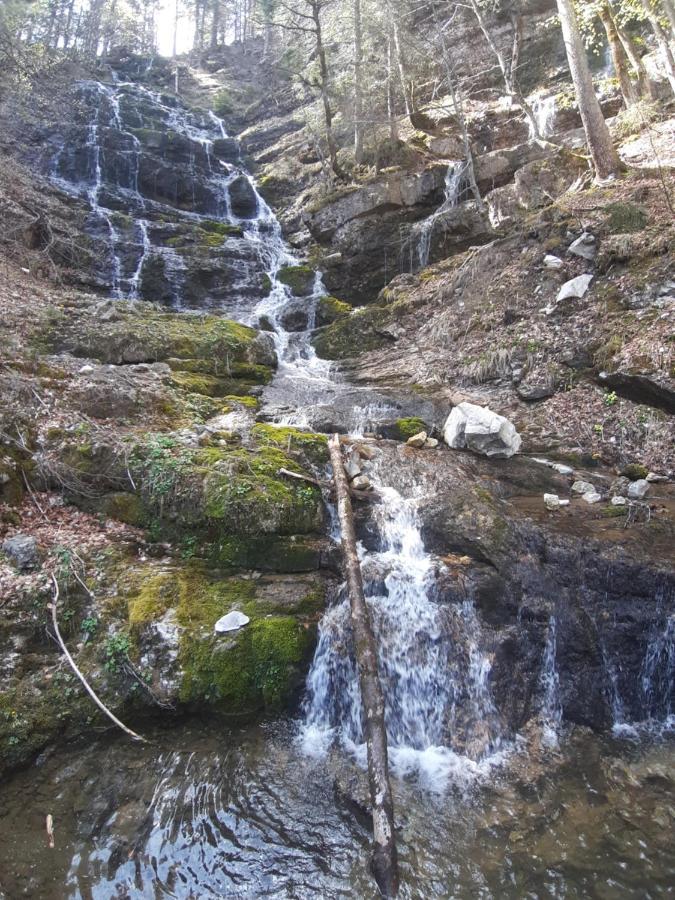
[639,0,675,94]
[210,0,220,48]
[311,0,345,179]
[392,18,413,120]
[386,28,399,143]
[172,0,179,56]
[437,11,482,206]
[599,2,638,106]
[556,0,623,180]
[328,435,399,899]
[661,0,675,38]
[468,0,542,139]
[353,0,364,164]
[611,6,658,98]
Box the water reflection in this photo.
[0,722,673,899]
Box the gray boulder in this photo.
[2,534,40,572]
[443,402,521,459]
[627,479,650,500]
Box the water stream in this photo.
[2,71,670,897]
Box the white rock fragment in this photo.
[214,611,250,634]
[425,437,439,449]
[544,254,564,269]
[552,463,574,476]
[646,472,668,483]
[406,431,428,448]
[544,493,570,510]
[582,491,602,504]
[611,496,627,506]
[572,480,595,494]
[443,402,521,459]
[79,364,95,374]
[352,474,372,491]
[557,273,593,302]
[627,479,650,499]
[568,232,597,260]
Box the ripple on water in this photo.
[0,722,673,899]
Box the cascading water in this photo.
[529,95,557,140]
[411,160,464,271]
[302,456,507,790]
[540,615,563,747]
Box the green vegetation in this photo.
[277,265,315,296]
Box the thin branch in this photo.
[48,574,147,743]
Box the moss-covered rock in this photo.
[252,423,328,464]
[42,302,276,377]
[605,202,648,235]
[124,562,325,714]
[316,295,353,327]
[278,265,315,297]
[621,463,649,481]
[384,417,429,441]
[313,305,392,360]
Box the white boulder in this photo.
[443,402,521,459]
[557,273,593,302]
[581,491,602,504]
[627,479,650,499]
[214,611,250,634]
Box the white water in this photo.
[412,160,464,271]
[540,615,563,747]
[302,459,508,790]
[529,95,557,140]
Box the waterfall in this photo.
[641,615,674,727]
[412,160,464,271]
[301,461,507,789]
[529,95,557,140]
[540,616,563,747]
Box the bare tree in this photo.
[556,0,623,179]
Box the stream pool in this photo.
[0,721,672,899]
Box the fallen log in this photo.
[277,467,379,501]
[327,433,399,898]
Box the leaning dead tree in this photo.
[328,434,399,898]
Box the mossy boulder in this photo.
[313,306,392,360]
[382,417,429,441]
[278,265,315,297]
[124,562,326,714]
[43,302,276,377]
[316,295,353,327]
[604,202,648,235]
[251,423,329,465]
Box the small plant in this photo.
[104,633,131,674]
[81,616,98,639]
[603,390,618,407]
[593,423,604,436]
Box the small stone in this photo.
[214,611,250,634]
[351,475,372,491]
[582,491,602,504]
[425,437,439,449]
[568,232,597,260]
[552,463,574,476]
[406,431,428,449]
[355,443,376,460]
[544,254,563,269]
[572,480,595,494]
[557,274,593,302]
[79,364,94,374]
[646,472,668,483]
[627,479,649,499]
[2,534,40,571]
[611,496,627,506]
[544,493,568,510]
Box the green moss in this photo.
[621,463,649,481]
[316,295,353,327]
[277,265,315,296]
[223,394,259,409]
[601,505,628,518]
[252,423,328,463]
[393,417,428,440]
[103,492,146,526]
[605,202,648,234]
[200,220,244,238]
[313,306,392,360]
[214,536,322,571]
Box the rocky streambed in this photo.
[0,48,673,899]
